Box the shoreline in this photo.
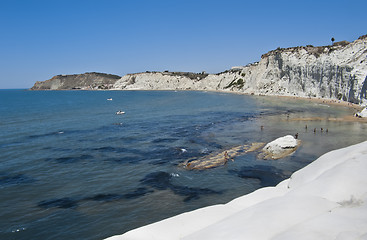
[274,95,367,123]
[25,88,367,122]
[273,94,363,111]
[219,90,367,122]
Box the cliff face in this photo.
[243,36,367,103]
[113,35,367,104]
[30,72,121,90]
[112,71,240,91]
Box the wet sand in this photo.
[249,94,367,123]
[274,95,363,111]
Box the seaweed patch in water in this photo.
[48,154,94,164]
[123,187,154,199]
[92,146,126,153]
[170,185,222,202]
[85,193,123,202]
[0,173,36,187]
[140,171,221,201]
[28,131,65,139]
[152,137,179,143]
[229,165,289,187]
[37,188,154,210]
[140,171,171,190]
[105,156,140,164]
[38,197,78,209]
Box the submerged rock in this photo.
[180,142,265,170]
[259,135,301,160]
[180,136,301,170]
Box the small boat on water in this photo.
[107,98,113,101]
[116,110,125,115]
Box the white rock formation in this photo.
[356,108,367,118]
[113,35,367,104]
[105,140,367,240]
[260,135,300,159]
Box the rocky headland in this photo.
[30,72,121,90]
[31,35,367,105]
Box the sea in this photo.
[1,89,366,240]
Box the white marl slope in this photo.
[113,36,367,104]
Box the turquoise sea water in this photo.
[1,90,366,240]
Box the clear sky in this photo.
[0,0,366,89]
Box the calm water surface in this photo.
[0,90,366,240]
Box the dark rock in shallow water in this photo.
[38,197,78,209]
[229,165,288,187]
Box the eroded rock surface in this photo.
[259,135,301,160]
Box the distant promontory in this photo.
[30,72,121,90]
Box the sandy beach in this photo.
[277,95,367,122]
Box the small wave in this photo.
[200,148,209,154]
[317,103,330,107]
[180,148,187,153]
[11,227,26,233]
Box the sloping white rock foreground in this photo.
[106,141,367,240]
[356,108,367,118]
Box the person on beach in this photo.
[224,151,233,164]
[224,151,229,161]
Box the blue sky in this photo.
[0,0,366,89]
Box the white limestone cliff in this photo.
[113,35,367,104]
